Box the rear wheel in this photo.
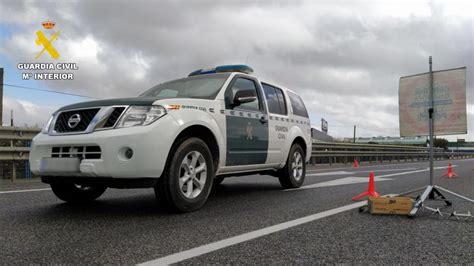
[155,138,214,212]
[278,144,306,189]
[50,183,106,203]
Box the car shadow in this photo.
[32,181,283,219]
[210,181,282,197]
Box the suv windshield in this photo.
[139,73,230,100]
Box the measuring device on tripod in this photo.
[399,56,472,217]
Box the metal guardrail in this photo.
[310,141,473,165]
[0,126,41,181]
[2,131,472,179]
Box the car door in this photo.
[224,76,269,166]
[262,83,289,164]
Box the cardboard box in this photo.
[368,196,414,215]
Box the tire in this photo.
[50,183,106,203]
[278,143,306,189]
[155,137,214,212]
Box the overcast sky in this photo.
[0,0,473,140]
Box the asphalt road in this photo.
[1,159,473,264]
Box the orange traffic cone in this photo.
[352,172,380,200]
[442,163,458,178]
[353,159,359,168]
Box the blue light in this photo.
[188,68,216,76]
[188,64,254,76]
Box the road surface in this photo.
[1,159,473,264]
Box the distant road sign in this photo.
[321,118,328,133]
[399,67,467,137]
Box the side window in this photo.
[288,92,309,118]
[274,87,287,115]
[226,78,260,111]
[262,83,288,115]
[262,84,280,114]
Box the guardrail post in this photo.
[12,161,16,182]
[25,161,31,179]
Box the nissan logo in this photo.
[67,114,81,128]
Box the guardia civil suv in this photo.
[30,65,312,212]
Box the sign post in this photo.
[428,56,434,188]
[398,57,473,217]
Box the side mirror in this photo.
[232,89,256,107]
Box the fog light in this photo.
[125,148,133,159]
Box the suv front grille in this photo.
[51,146,101,159]
[54,108,100,133]
[103,107,125,128]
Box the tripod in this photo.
[406,185,473,216]
[408,57,473,217]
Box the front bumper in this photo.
[41,176,159,188]
[29,115,178,179]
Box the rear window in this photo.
[288,92,308,118]
[262,83,287,115]
[274,88,287,115]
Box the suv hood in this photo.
[58,97,158,111]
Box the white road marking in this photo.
[290,166,455,191]
[306,166,357,172]
[307,171,353,176]
[307,168,419,177]
[305,161,428,172]
[434,165,455,170]
[0,188,51,194]
[306,160,460,172]
[354,168,419,173]
[0,166,455,196]
[139,201,367,266]
[292,176,393,189]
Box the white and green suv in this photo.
[30,65,312,212]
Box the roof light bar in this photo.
[188,64,254,77]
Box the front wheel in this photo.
[278,144,306,189]
[155,138,214,212]
[50,183,106,203]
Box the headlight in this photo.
[116,105,166,128]
[41,115,54,134]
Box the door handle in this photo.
[259,115,267,124]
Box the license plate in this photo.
[40,157,80,173]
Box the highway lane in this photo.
[182,159,474,264]
[0,159,472,264]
